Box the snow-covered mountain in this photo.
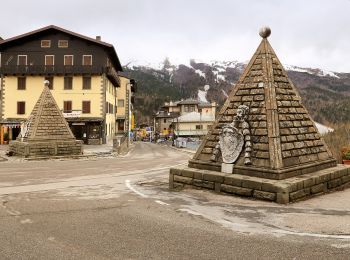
[124,58,350,124]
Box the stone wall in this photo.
[170,164,350,203]
[9,140,83,158]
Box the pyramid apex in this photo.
[44,80,50,88]
[259,26,271,38]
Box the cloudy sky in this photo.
[1,0,350,71]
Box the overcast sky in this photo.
[1,0,350,72]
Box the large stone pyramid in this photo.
[170,28,350,203]
[10,81,83,157]
[189,27,336,180]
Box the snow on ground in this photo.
[198,90,208,103]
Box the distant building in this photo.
[116,75,137,134]
[154,99,216,138]
[0,25,123,145]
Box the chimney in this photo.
[96,36,101,41]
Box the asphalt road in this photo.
[0,142,350,259]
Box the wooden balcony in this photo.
[0,65,107,76]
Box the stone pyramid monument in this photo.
[10,81,83,157]
[170,27,350,203]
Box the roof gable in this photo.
[0,25,122,71]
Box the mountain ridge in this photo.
[123,59,350,126]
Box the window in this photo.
[106,102,109,113]
[63,101,72,113]
[82,55,92,66]
[82,101,91,114]
[17,77,26,90]
[64,55,73,66]
[64,76,73,90]
[110,103,114,114]
[17,55,27,66]
[198,108,202,113]
[45,76,54,90]
[82,76,91,90]
[41,40,51,48]
[184,105,189,112]
[117,99,124,107]
[45,55,54,66]
[207,125,213,130]
[164,119,167,123]
[17,102,25,115]
[190,105,195,112]
[196,125,203,130]
[58,40,68,48]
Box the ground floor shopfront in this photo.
[0,118,108,145]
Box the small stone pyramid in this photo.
[10,81,83,157]
[20,82,76,141]
[190,27,336,180]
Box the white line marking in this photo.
[125,180,148,198]
[177,208,350,240]
[0,162,187,196]
[155,200,170,206]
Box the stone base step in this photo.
[169,164,350,203]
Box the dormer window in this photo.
[58,40,68,48]
[41,40,51,48]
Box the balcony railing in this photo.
[106,66,120,87]
[0,65,121,87]
[0,65,109,75]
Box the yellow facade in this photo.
[116,76,134,133]
[3,76,103,119]
[1,75,118,144]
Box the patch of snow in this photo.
[314,122,334,135]
[216,74,226,81]
[198,85,209,103]
[284,64,340,79]
[195,69,206,78]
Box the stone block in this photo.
[276,191,289,204]
[182,169,194,178]
[169,173,174,188]
[203,172,225,183]
[342,175,350,184]
[303,178,316,188]
[253,190,276,201]
[174,175,193,185]
[241,179,262,190]
[221,184,252,196]
[193,179,214,189]
[193,171,203,180]
[328,179,342,189]
[215,183,221,192]
[224,176,242,186]
[290,188,310,201]
[311,183,326,194]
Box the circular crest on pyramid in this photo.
[259,27,271,38]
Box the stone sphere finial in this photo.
[259,27,271,38]
[44,80,50,87]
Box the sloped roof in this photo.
[177,99,199,105]
[191,27,335,179]
[0,25,122,71]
